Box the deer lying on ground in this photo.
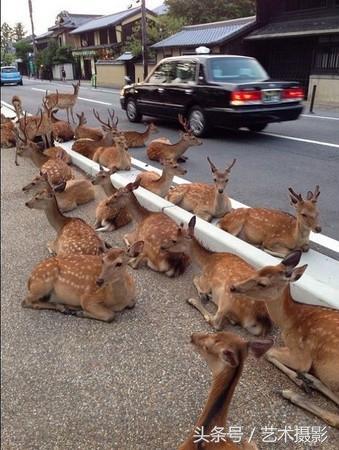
[231,250,339,428]
[72,109,119,158]
[167,157,235,221]
[135,158,187,198]
[45,82,80,123]
[1,120,15,147]
[91,167,132,231]
[50,110,74,142]
[110,181,190,277]
[74,112,103,141]
[25,189,108,256]
[122,122,158,148]
[15,127,73,191]
[12,95,23,118]
[93,134,131,171]
[22,173,95,212]
[163,216,272,335]
[179,331,273,449]
[147,115,202,162]
[22,241,143,322]
[218,186,321,257]
[42,145,72,165]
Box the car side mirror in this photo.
[198,75,205,83]
[124,76,132,85]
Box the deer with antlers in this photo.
[179,331,273,449]
[122,122,158,148]
[135,158,187,198]
[109,181,190,277]
[22,241,144,322]
[167,157,235,222]
[45,82,80,123]
[218,186,321,257]
[74,112,103,141]
[50,109,74,142]
[162,216,272,335]
[91,166,132,232]
[72,109,119,158]
[23,173,95,212]
[25,189,109,256]
[147,115,202,162]
[231,250,339,428]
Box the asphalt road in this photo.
[1,80,339,449]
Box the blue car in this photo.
[1,66,23,86]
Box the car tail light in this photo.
[231,90,262,105]
[282,87,304,101]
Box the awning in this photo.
[115,52,135,61]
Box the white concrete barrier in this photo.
[2,101,339,310]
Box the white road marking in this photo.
[31,88,112,105]
[260,131,339,149]
[302,114,339,121]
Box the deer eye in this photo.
[301,213,307,218]
[258,281,267,288]
[116,262,122,267]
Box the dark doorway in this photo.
[83,59,92,80]
[126,61,135,83]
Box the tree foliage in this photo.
[165,0,256,25]
[1,23,14,53]
[36,41,74,68]
[13,23,26,41]
[14,40,33,62]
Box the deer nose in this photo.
[96,278,104,287]
[25,201,31,207]
[314,226,322,233]
[230,285,236,292]
[218,189,223,194]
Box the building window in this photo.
[99,28,108,45]
[314,46,339,74]
[285,0,327,11]
[80,32,94,47]
[163,49,172,58]
[108,28,116,44]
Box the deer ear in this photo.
[306,191,313,200]
[281,250,302,268]
[127,240,144,257]
[188,216,196,236]
[222,349,239,367]
[248,339,274,358]
[289,264,308,282]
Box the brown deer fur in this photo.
[42,146,72,165]
[218,186,321,257]
[22,242,144,322]
[147,131,202,162]
[50,110,74,142]
[93,134,131,171]
[1,121,15,147]
[179,331,272,449]
[45,83,80,123]
[123,122,158,148]
[74,112,103,141]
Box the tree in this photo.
[1,23,14,53]
[14,40,32,62]
[165,0,256,25]
[13,22,26,41]
[53,45,74,64]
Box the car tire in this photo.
[18,80,23,85]
[248,123,267,132]
[126,98,142,123]
[188,106,210,137]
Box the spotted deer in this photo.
[45,82,80,123]
[42,145,72,165]
[218,186,321,257]
[230,250,339,428]
[162,216,272,335]
[110,181,190,277]
[167,157,235,221]
[135,159,187,198]
[122,122,158,148]
[22,173,95,212]
[179,331,273,449]
[25,190,108,256]
[147,115,202,162]
[50,110,74,142]
[74,112,103,141]
[93,134,131,171]
[22,241,144,322]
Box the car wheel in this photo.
[126,98,142,123]
[248,123,267,132]
[18,80,23,85]
[188,106,209,137]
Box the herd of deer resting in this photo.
[1,87,339,446]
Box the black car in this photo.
[120,55,304,137]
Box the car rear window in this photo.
[1,67,17,73]
[207,58,268,83]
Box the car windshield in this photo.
[1,67,17,73]
[207,57,268,83]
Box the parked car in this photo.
[120,55,304,137]
[0,66,23,86]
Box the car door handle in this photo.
[185,89,193,94]
[157,88,165,93]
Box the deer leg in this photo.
[193,275,210,302]
[79,296,115,322]
[66,108,70,124]
[263,244,291,258]
[280,390,339,428]
[70,107,76,124]
[187,297,216,325]
[22,293,68,314]
[47,240,57,256]
[266,346,312,373]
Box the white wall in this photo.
[52,63,74,80]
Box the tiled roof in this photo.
[152,16,255,48]
[246,15,339,39]
[152,4,168,16]
[48,13,102,31]
[35,30,56,41]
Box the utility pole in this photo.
[141,0,148,79]
[28,0,38,77]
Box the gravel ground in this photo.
[1,146,338,450]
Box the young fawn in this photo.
[231,250,339,427]
[22,241,144,322]
[110,181,190,277]
[50,110,74,142]
[167,157,235,221]
[45,82,80,123]
[179,331,273,450]
[93,134,131,171]
[147,115,202,162]
[25,190,107,256]
[135,158,187,198]
[23,173,95,212]
[74,112,103,141]
[122,122,158,148]
[218,186,321,257]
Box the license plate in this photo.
[263,90,281,103]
